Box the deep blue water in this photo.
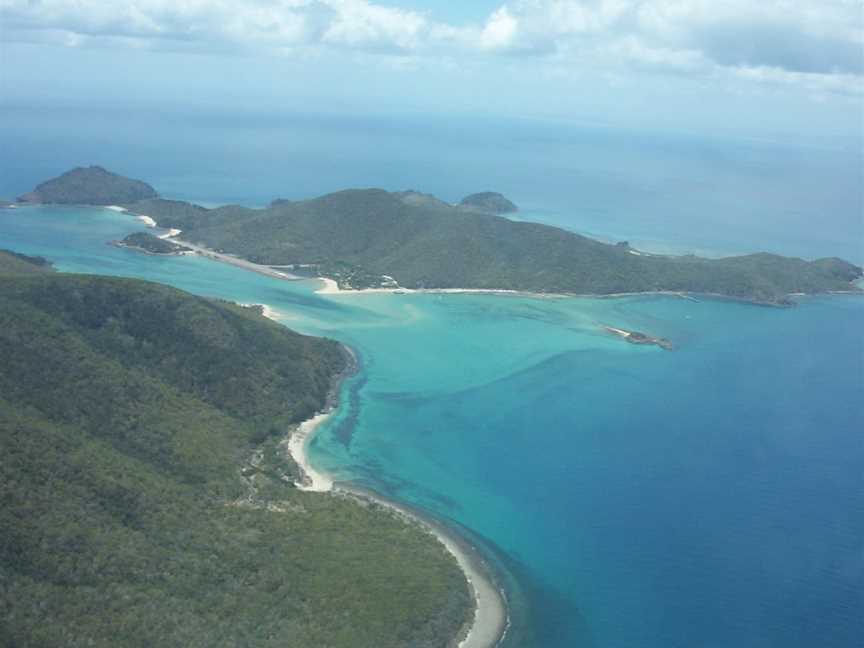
[1,115,863,647]
[308,292,864,648]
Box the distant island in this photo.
[0,250,474,647]
[19,166,864,304]
[114,231,192,255]
[17,165,158,205]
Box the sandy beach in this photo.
[316,276,522,298]
[106,205,166,232]
[105,214,849,307]
[168,237,303,282]
[604,325,632,338]
[283,346,509,648]
[239,302,282,322]
[285,411,335,492]
[340,485,510,648]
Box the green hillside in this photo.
[0,271,470,647]
[0,249,55,274]
[132,189,863,302]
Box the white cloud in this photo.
[0,0,428,52]
[465,0,863,93]
[1,0,861,94]
[480,8,519,50]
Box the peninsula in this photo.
[19,166,863,304]
[113,231,192,255]
[0,251,476,648]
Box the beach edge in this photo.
[284,343,509,648]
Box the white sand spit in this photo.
[315,277,520,298]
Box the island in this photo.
[114,231,192,255]
[17,165,158,205]
[604,325,674,350]
[0,250,476,648]
[459,191,519,214]
[19,167,864,304]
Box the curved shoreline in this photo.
[314,276,864,306]
[284,344,509,648]
[103,206,862,306]
[339,484,510,648]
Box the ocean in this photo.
[1,113,862,647]
[2,105,862,264]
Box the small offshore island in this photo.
[603,325,674,351]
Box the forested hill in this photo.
[0,249,55,274]
[131,189,863,303]
[0,271,470,647]
[18,165,158,205]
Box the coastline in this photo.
[284,343,509,648]
[105,206,862,306]
[315,278,864,306]
[106,204,304,283]
[284,411,335,492]
[239,302,283,322]
[339,484,510,648]
[171,236,305,282]
[315,277,525,298]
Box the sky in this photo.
[1,1,862,138]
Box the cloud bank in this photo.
[2,0,862,94]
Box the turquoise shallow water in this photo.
[2,206,862,647]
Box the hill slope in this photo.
[0,249,54,274]
[0,271,470,647]
[459,191,518,214]
[18,166,158,205]
[131,189,863,302]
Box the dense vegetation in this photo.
[131,189,862,301]
[117,232,192,255]
[18,166,158,205]
[0,249,54,274]
[458,191,518,214]
[21,166,860,300]
[0,271,471,647]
